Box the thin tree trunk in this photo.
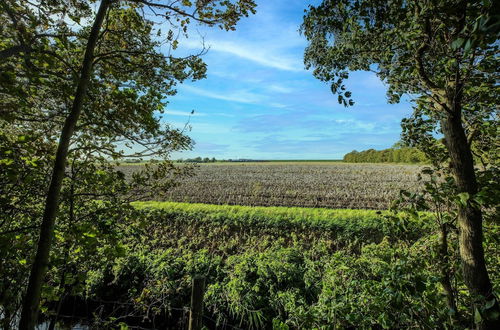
[18,1,111,328]
[1,308,11,330]
[440,110,499,329]
[438,223,460,324]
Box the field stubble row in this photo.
[120,162,423,209]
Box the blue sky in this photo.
[164,0,413,160]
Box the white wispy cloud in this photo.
[268,84,295,94]
[179,85,265,104]
[168,119,235,135]
[165,108,237,118]
[212,112,236,118]
[165,109,205,117]
[183,39,303,72]
[269,102,288,108]
[331,119,377,131]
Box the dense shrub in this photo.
[70,202,499,329]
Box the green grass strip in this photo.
[133,201,380,221]
[132,201,432,242]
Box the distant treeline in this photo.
[122,158,219,163]
[343,147,427,163]
[177,157,269,163]
[178,157,217,163]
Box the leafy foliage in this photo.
[56,202,496,329]
[302,0,500,326]
[343,147,428,163]
[0,0,257,327]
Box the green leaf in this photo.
[451,38,464,50]
[457,192,470,206]
[475,307,483,323]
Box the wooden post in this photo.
[189,276,205,330]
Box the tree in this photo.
[302,0,499,327]
[0,126,55,329]
[343,147,428,163]
[1,0,256,328]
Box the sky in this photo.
[163,0,414,160]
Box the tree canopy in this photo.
[0,0,256,328]
[302,0,499,327]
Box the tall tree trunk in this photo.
[440,109,499,329]
[18,1,111,328]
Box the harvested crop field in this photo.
[121,162,423,209]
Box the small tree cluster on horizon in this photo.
[343,147,427,163]
[177,156,217,163]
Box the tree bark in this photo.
[438,223,460,324]
[440,108,499,329]
[18,1,111,329]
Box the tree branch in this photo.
[415,18,438,91]
[0,44,32,60]
[133,0,218,25]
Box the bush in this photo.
[70,202,498,328]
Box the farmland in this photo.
[3,0,499,328]
[120,162,423,209]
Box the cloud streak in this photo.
[165,109,205,117]
[183,38,304,72]
[179,85,265,104]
